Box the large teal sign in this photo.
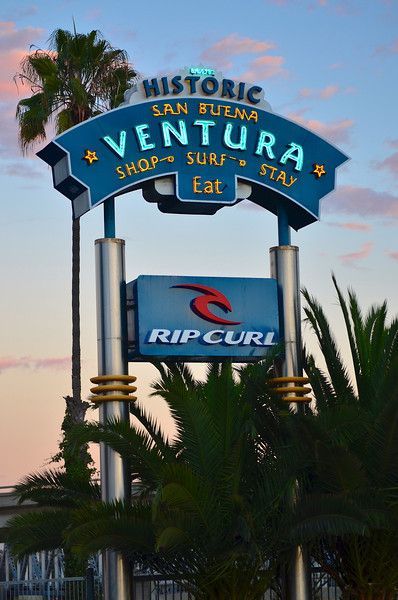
[38,70,348,229]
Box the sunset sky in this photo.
[0,0,397,484]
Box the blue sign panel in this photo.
[37,72,348,229]
[127,275,279,362]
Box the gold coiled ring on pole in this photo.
[90,374,137,403]
[270,376,311,403]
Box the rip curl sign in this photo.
[38,68,348,229]
[126,275,279,361]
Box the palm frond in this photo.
[68,500,156,560]
[14,468,99,506]
[290,493,368,544]
[302,286,356,404]
[6,510,72,557]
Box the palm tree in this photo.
[6,468,101,576]
[68,361,366,598]
[292,277,398,599]
[16,28,136,469]
[8,358,369,592]
[63,360,295,599]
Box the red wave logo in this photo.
[172,283,241,325]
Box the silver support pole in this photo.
[270,246,302,383]
[95,238,131,600]
[270,245,311,600]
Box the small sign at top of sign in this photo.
[189,67,215,77]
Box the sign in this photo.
[127,275,279,361]
[37,68,348,229]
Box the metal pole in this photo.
[104,198,116,238]
[270,238,311,600]
[270,245,302,386]
[86,566,95,600]
[277,205,291,247]
[95,236,131,600]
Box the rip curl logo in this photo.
[172,283,241,325]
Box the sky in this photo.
[0,0,397,485]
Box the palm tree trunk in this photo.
[71,217,81,405]
[65,216,92,473]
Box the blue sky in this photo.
[0,0,397,484]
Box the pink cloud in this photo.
[0,98,54,157]
[266,0,290,4]
[267,0,353,10]
[33,358,71,370]
[323,185,398,219]
[375,144,398,179]
[0,49,26,99]
[200,33,286,82]
[85,8,103,19]
[0,21,42,51]
[387,251,398,260]
[307,0,330,7]
[0,357,29,371]
[287,111,353,144]
[267,0,327,4]
[326,222,372,231]
[240,55,285,82]
[200,34,275,70]
[0,356,70,373]
[243,184,398,222]
[339,242,373,265]
[320,84,339,99]
[298,84,339,100]
[375,38,398,55]
[0,22,44,101]
[0,24,45,156]
[0,102,19,156]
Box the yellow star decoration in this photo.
[312,163,326,178]
[83,149,99,165]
